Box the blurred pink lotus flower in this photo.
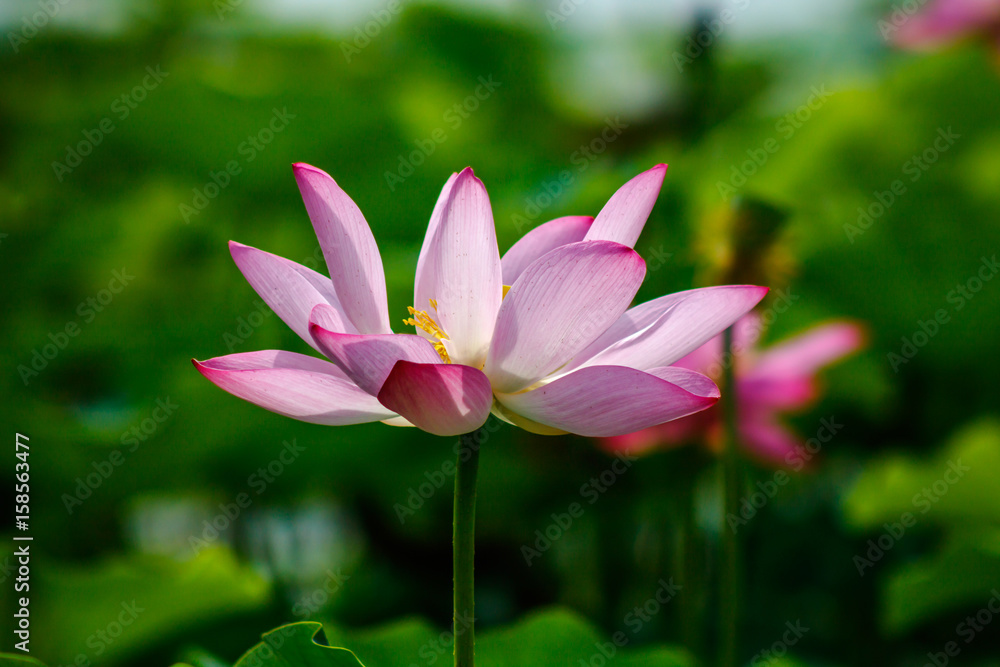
[601,315,865,467]
[194,163,768,437]
[888,0,1000,55]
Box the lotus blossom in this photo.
[888,0,1000,56]
[194,163,768,437]
[601,315,865,467]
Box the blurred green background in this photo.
[3,0,1000,665]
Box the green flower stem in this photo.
[719,326,742,667]
[454,428,481,667]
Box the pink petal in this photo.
[412,168,502,367]
[193,350,395,425]
[293,163,391,334]
[229,242,355,352]
[599,416,705,456]
[414,172,459,302]
[739,375,818,412]
[648,366,721,399]
[495,364,718,437]
[376,361,493,436]
[567,285,768,373]
[484,240,646,394]
[751,321,866,379]
[583,164,667,248]
[891,0,1000,49]
[740,418,807,469]
[309,317,442,396]
[500,216,593,285]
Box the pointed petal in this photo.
[193,350,395,425]
[495,364,718,437]
[293,163,391,334]
[229,242,355,352]
[376,361,492,436]
[412,168,502,367]
[647,366,721,399]
[501,215,593,285]
[583,164,667,248]
[751,321,866,379]
[567,285,768,373]
[484,240,646,394]
[309,318,442,396]
[414,172,459,306]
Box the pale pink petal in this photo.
[583,164,667,248]
[193,350,395,425]
[566,285,768,373]
[484,241,646,394]
[412,168,502,367]
[309,319,442,396]
[750,321,866,379]
[500,216,593,285]
[414,172,459,311]
[229,242,356,352]
[495,365,718,437]
[647,366,721,399]
[293,163,391,334]
[376,361,493,436]
[308,303,351,335]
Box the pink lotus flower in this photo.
[888,0,1000,54]
[194,164,768,437]
[601,315,865,467]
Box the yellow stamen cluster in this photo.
[403,300,451,363]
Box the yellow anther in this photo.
[403,299,450,363]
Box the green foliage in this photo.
[234,623,364,667]
[843,419,1000,529]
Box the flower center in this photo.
[404,299,451,363]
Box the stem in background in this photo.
[454,427,482,667]
[719,326,742,667]
[676,453,705,659]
